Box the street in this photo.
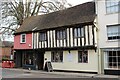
[1,68,119,80]
[2,68,87,78]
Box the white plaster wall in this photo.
[44,50,98,72]
[97,0,119,48]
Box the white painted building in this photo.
[96,0,120,75]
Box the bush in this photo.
[2,56,10,61]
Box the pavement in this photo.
[2,68,119,79]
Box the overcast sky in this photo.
[67,0,93,6]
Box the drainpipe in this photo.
[94,0,101,73]
[94,21,101,74]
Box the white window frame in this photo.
[106,0,120,14]
[20,34,26,43]
[107,25,120,40]
[104,50,120,70]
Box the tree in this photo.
[0,0,71,40]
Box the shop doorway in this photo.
[36,51,44,70]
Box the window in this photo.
[51,51,63,62]
[20,34,26,43]
[56,29,66,40]
[107,25,120,40]
[104,51,120,69]
[39,32,47,41]
[78,51,88,63]
[23,52,34,65]
[106,0,120,13]
[74,27,84,38]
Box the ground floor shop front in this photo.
[101,48,120,75]
[14,49,44,70]
[14,48,99,73]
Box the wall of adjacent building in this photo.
[97,0,119,48]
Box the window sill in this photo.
[106,39,120,42]
[51,62,63,63]
[105,12,120,15]
[20,42,26,44]
[78,62,88,64]
[104,68,119,70]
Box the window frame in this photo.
[20,34,26,43]
[107,24,120,40]
[73,27,84,38]
[56,29,67,40]
[23,51,34,65]
[104,50,120,70]
[51,51,63,62]
[39,32,47,41]
[78,50,88,63]
[106,0,120,14]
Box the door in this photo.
[36,51,44,70]
[14,51,22,68]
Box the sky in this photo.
[67,0,93,6]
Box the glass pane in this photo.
[113,51,116,56]
[78,28,81,37]
[118,62,120,69]
[108,51,112,56]
[83,51,88,63]
[57,31,60,39]
[106,7,111,13]
[118,57,120,62]
[60,31,63,39]
[63,30,66,39]
[118,51,120,56]
[109,63,112,68]
[81,27,84,37]
[114,6,119,12]
[109,57,112,62]
[74,28,78,37]
[106,0,111,7]
[78,51,82,62]
[113,62,117,68]
[113,57,117,62]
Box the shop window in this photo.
[51,51,63,62]
[23,52,34,65]
[78,51,88,63]
[105,51,120,69]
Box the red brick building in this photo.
[0,41,13,59]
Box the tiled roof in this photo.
[15,2,96,34]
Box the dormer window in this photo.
[20,34,26,43]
